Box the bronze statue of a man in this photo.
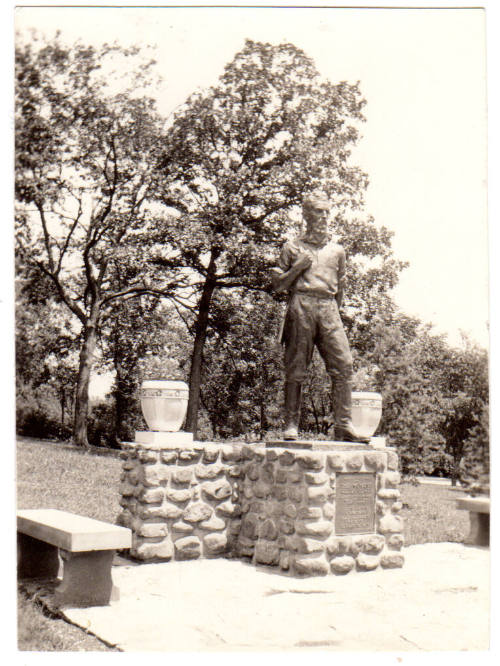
[272,192,369,443]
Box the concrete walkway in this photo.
[63,542,489,651]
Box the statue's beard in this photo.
[304,226,328,247]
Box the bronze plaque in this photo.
[335,473,376,535]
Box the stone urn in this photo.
[351,391,383,438]
[139,379,189,432]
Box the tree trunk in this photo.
[185,275,216,437]
[259,401,266,440]
[60,389,65,426]
[73,317,98,448]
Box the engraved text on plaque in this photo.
[335,473,376,535]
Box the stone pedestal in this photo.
[236,442,403,576]
[117,434,404,576]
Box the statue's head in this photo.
[302,191,330,243]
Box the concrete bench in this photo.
[456,497,490,546]
[17,509,132,607]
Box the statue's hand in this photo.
[294,253,313,272]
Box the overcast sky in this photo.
[14,5,489,348]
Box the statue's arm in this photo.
[271,253,312,294]
[335,247,346,308]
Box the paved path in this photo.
[63,542,489,651]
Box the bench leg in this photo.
[17,533,60,580]
[54,549,119,607]
[466,511,489,546]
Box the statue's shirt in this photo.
[278,236,346,297]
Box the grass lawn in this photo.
[16,436,471,651]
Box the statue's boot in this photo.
[283,381,302,440]
[332,379,371,444]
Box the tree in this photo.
[15,35,177,447]
[153,39,401,436]
[99,298,192,444]
[200,290,283,439]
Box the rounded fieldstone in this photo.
[293,536,325,555]
[259,519,279,540]
[261,463,275,484]
[240,445,256,461]
[195,463,224,479]
[202,446,220,463]
[386,450,399,471]
[278,451,296,467]
[361,534,386,554]
[140,502,183,520]
[275,468,288,484]
[376,499,389,516]
[240,515,258,539]
[227,464,242,478]
[296,520,333,538]
[249,500,265,513]
[203,532,228,555]
[391,501,403,513]
[279,549,291,570]
[166,488,191,503]
[130,468,143,485]
[116,509,133,529]
[363,452,386,471]
[327,454,344,471]
[183,501,213,523]
[160,451,178,464]
[138,449,159,464]
[171,467,194,485]
[242,484,254,500]
[345,454,363,471]
[381,552,405,568]
[221,445,242,462]
[200,515,226,531]
[174,536,201,560]
[326,537,350,557]
[296,452,325,471]
[330,555,355,575]
[297,506,322,520]
[378,488,401,500]
[266,449,279,462]
[228,518,242,536]
[137,522,168,538]
[378,514,404,534]
[172,520,194,534]
[135,538,173,561]
[294,556,329,577]
[387,533,404,550]
[236,535,256,557]
[287,470,303,483]
[288,486,304,503]
[254,480,272,498]
[304,471,329,485]
[254,541,280,566]
[203,479,233,501]
[323,502,335,520]
[141,487,164,504]
[306,485,332,504]
[273,485,288,501]
[283,502,298,519]
[356,553,381,571]
[279,518,295,535]
[179,449,202,463]
[382,471,401,488]
[247,463,261,481]
[119,495,130,509]
[216,500,241,517]
[119,482,135,497]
